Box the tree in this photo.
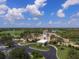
[0,33,14,48]
[31,51,44,59]
[9,48,30,59]
[0,51,5,59]
[68,49,79,59]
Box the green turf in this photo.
[57,46,70,59]
[30,43,49,51]
[57,46,79,59]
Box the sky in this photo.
[0,0,79,28]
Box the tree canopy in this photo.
[9,48,31,59]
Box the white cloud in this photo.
[0,4,8,15]
[68,18,79,25]
[26,0,47,16]
[48,20,52,25]
[0,0,8,15]
[37,22,42,26]
[0,0,25,20]
[0,0,6,4]
[27,17,39,20]
[0,0,46,21]
[62,0,79,9]
[57,9,65,17]
[70,12,79,18]
[76,12,79,16]
[26,5,42,16]
[57,0,79,17]
[68,12,79,25]
[33,17,39,20]
[34,0,47,7]
[5,8,25,21]
[68,18,76,24]
[27,18,31,20]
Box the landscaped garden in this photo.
[31,51,45,59]
[29,43,49,51]
[9,47,45,59]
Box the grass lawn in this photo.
[31,55,45,59]
[0,30,24,37]
[57,46,79,59]
[57,46,70,59]
[29,50,45,59]
[30,43,49,51]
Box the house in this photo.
[37,39,48,46]
[37,39,48,44]
[37,30,48,46]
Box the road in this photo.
[25,45,57,59]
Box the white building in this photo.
[37,39,48,44]
[37,31,48,44]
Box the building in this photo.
[37,39,48,44]
[37,30,48,46]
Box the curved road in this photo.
[0,44,57,59]
[25,45,57,59]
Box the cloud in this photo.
[0,0,6,4]
[70,12,79,18]
[57,9,65,17]
[0,0,25,20]
[35,0,47,7]
[67,12,79,26]
[32,17,39,20]
[68,18,76,24]
[48,20,52,25]
[62,0,79,9]
[0,4,8,15]
[37,21,42,26]
[0,0,25,21]
[27,18,31,20]
[57,0,79,17]
[0,0,8,15]
[27,17,39,20]
[76,12,79,16]
[0,0,46,21]
[26,5,42,16]
[68,18,79,26]
[5,8,25,21]
[26,0,47,16]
